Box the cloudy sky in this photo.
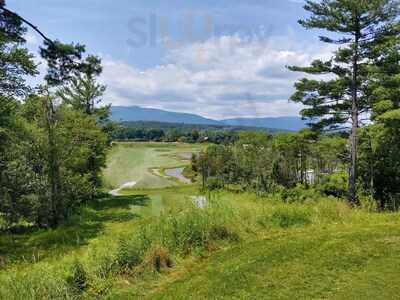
[8,0,334,119]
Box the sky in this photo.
[7,0,334,119]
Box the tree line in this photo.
[111,121,246,144]
[0,2,110,228]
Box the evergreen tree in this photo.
[0,0,37,97]
[57,55,109,121]
[358,24,400,209]
[289,0,399,203]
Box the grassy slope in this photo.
[105,191,400,300]
[0,185,198,268]
[2,143,400,299]
[2,187,400,299]
[103,142,202,189]
[145,223,400,299]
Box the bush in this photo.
[206,176,224,190]
[318,172,348,198]
[116,235,148,271]
[281,184,322,203]
[67,260,88,293]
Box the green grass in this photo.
[2,142,400,299]
[103,142,203,189]
[3,185,400,299]
[142,223,400,300]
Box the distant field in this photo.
[103,142,203,189]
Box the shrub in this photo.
[87,246,118,279]
[116,235,148,271]
[206,176,223,190]
[318,172,348,198]
[281,184,322,203]
[67,260,88,293]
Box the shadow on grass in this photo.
[0,194,150,268]
[92,194,149,210]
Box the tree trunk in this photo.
[44,97,63,228]
[349,16,360,205]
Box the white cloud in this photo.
[100,33,336,119]
[25,31,40,46]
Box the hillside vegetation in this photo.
[1,143,400,299]
[1,0,400,299]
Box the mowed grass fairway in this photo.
[2,142,400,299]
[103,142,203,189]
[143,222,400,299]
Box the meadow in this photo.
[1,142,400,299]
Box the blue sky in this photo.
[8,0,333,119]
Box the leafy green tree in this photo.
[290,0,399,203]
[234,132,274,192]
[0,1,38,226]
[20,94,108,227]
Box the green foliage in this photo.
[116,236,147,270]
[317,172,348,198]
[0,5,37,97]
[112,121,243,144]
[280,184,322,203]
[0,5,111,228]
[40,40,86,86]
[196,132,347,198]
[289,0,400,203]
[290,0,399,129]
[67,260,88,293]
[359,124,400,210]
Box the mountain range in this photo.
[111,106,308,131]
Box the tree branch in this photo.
[0,5,53,44]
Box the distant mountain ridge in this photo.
[111,106,308,131]
[220,117,308,131]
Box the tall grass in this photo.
[116,198,239,273]
[0,264,73,300]
[0,192,356,300]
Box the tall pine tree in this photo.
[289,0,399,203]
